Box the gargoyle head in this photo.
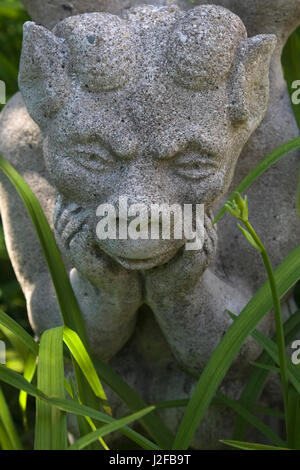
[19,5,276,272]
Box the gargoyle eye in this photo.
[76,150,115,172]
[64,143,116,172]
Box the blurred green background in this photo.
[0,0,299,448]
[0,0,29,107]
[0,3,29,324]
[0,1,35,448]
[0,4,29,313]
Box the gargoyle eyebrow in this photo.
[62,128,138,159]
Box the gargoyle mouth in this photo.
[114,246,181,271]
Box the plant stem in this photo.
[244,220,289,423]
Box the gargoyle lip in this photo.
[114,246,181,271]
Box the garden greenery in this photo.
[0,136,300,449]
[0,0,300,451]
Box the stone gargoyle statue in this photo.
[0,2,299,447]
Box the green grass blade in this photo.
[70,361,102,450]
[0,386,22,450]
[0,365,160,450]
[214,137,300,224]
[0,156,88,346]
[0,422,14,450]
[287,385,300,449]
[154,399,189,409]
[47,396,160,451]
[233,309,300,440]
[216,392,285,447]
[230,309,300,434]
[0,364,44,399]
[293,394,300,450]
[0,226,9,261]
[246,331,300,450]
[35,327,67,450]
[294,395,300,450]
[0,156,172,448]
[62,327,110,413]
[19,351,37,429]
[93,357,174,449]
[173,244,300,450]
[252,405,284,420]
[0,309,38,355]
[0,311,29,362]
[252,330,300,395]
[65,381,109,450]
[249,361,280,373]
[221,440,289,450]
[148,397,274,413]
[0,156,106,442]
[68,406,155,450]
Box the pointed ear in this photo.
[228,34,277,127]
[18,22,70,131]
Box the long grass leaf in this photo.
[173,244,300,450]
[252,405,284,420]
[252,330,300,395]
[66,382,109,450]
[19,351,37,428]
[0,364,43,398]
[62,327,109,413]
[68,406,155,450]
[0,156,88,345]
[216,392,285,447]
[0,386,22,450]
[221,440,289,450]
[0,309,38,355]
[234,309,300,440]
[0,157,110,439]
[214,137,300,224]
[0,156,172,447]
[0,365,160,450]
[287,385,300,449]
[93,357,174,449]
[47,396,160,451]
[0,422,14,450]
[35,327,67,450]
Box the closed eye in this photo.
[170,152,219,180]
[66,144,115,172]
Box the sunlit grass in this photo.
[0,0,300,451]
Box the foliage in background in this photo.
[0,1,29,109]
[0,0,30,445]
[283,26,300,130]
[0,0,300,451]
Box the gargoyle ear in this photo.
[18,22,70,130]
[228,34,277,127]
